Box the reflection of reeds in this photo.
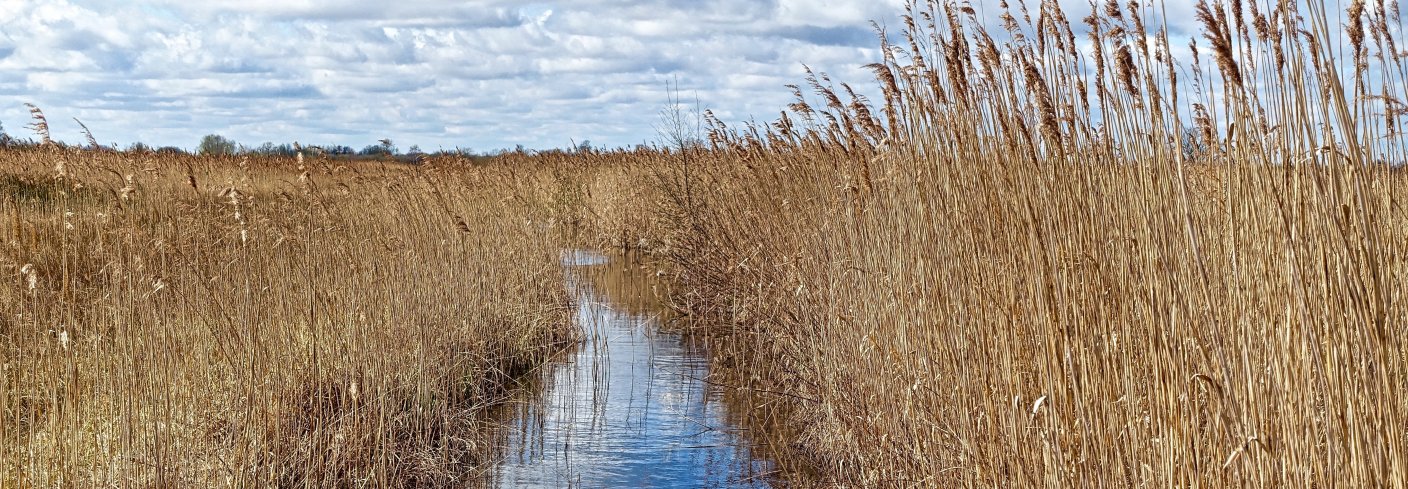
[0,147,574,486]
[574,256,672,319]
[494,253,787,486]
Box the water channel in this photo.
[486,250,781,487]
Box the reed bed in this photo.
[0,147,575,486]
[569,0,1408,486]
[488,150,674,255]
[5,0,1406,485]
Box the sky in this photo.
[0,0,1254,153]
[0,0,925,152]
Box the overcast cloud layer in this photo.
[0,0,932,151]
[0,0,1229,152]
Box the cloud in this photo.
[0,0,1221,152]
[0,0,917,150]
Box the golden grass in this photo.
[5,1,1407,486]
[0,148,576,486]
[658,148,1408,486]
[550,0,1408,486]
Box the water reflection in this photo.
[489,251,776,488]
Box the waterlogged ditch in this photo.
[485,250,783,487]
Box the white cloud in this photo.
[0,0,920,150]
[776,0,905,28]
[0,0,1223,152]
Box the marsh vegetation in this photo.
[1,150,574,485]
[5,0,1408,487]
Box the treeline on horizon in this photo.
[0,106,617,160]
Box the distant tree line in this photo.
[1,106,560,158]
[197,134,409,158]
[0,117,186,154]
[194,134,477,161]
[0,121,578,161]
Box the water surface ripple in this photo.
[488,250,775,488]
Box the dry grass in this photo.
[5,0,1407,486]
[553,0,1408,486]
[487,150,673,255]
[0,148,576,486]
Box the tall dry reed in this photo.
[587,0,1408,486]
[0,147,577,486]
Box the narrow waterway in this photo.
[487,250,778,487]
